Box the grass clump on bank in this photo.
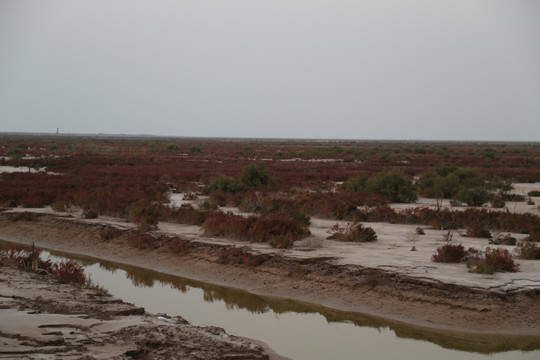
[0,244,102,287]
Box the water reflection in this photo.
[2,239,539,358]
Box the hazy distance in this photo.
[1,1,539,141]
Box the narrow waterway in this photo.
[2,240,539,360]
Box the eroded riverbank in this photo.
[0,212,539,340]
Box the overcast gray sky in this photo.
[1,1,539,141]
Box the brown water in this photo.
[2,241,539,360]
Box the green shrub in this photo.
[527,190,540,197]
[204,175,243,195]
[343,176,368,192]
[366,171,417,203]
[456,187,492,207]
[240,164,274,187]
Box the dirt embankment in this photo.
[1,213,539,338]
[0,266,272,359]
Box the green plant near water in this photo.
[0,244,111,291]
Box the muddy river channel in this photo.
[3,240,540,360]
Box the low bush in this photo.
[134,215,159,231]
[489,234,517,245]
[83,209,98,219]
[203,211,310,247]
[216,246,270,266]
[204,175,243,195]
[327,223,377,242]
[127,205,158,231]
[365,171,417,203]
[0,245,90,285]
[468,247,519,274]
[490,197,506,208]
[240,164,274,188]
[126,232,161,250]
[466,225,491,238]
[516,242,540,260]
[51,201,68,212]
[432,244,468,263]
[246,213,311,243]
[165,236,193,255]
[52,261,86,285]
[456,187,492,207]
[527,190,540,197]
[0,245,51,272]
[524,231,540,242]
[99,226,124,241]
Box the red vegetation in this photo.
[0,245,87,284]
[164,236,193,255]
[431,244,469,263]
[468,247,519,274]
[517,242,540,260]
[203,212,310,247]
[52,261,86,285]
[354,206,540,235]
[1,136,539,249]
[123,232,193,255]
[126,232,161,250]
[216,246,270,266]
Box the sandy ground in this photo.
[0,210,539,340]
[0,266,288,359]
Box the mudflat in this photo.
[1,212,539,338]
[0,266,276,359]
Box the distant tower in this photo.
[56,128,59,135]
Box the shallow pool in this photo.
[2,240,539,360]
